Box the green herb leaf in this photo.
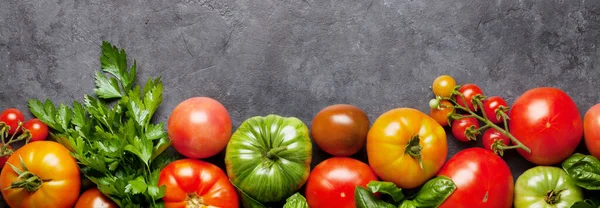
[143,77,163,117]
[28,99,58,130]
[355,186,396,208]
[283,193,309,208]
[398,176,456,208]
[56,103,73,132]
[94,72,123,99]
[367,181,404,202]
[571,199,600,208]
[125,176,148,195]
[71,101,87,127]
[562,153,600,190]
[146,123,166,141]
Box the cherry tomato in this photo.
[509,87,582,165]
[74,187,118,208]
[584,103,600,159]
[159,159,239,208]
[456,84,484,112]
[305,157,378,208]
[168,97,232,159]
[451,117,480,142]
[438,148,514,208]
[482,96,508,124]
[429,100,454,127]
[0,144,12,168]
[22,119,49,142]
[482,128,510,153]
[311,104,370,156]
[432,75,456,98]
[0,108,24,135]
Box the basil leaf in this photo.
[355,186,396,208]
[367,180,404,202]
[571,199,600,208]
[398,176,456,208]
[283,193,309,208]
[562,153,600,190]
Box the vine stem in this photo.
[445,97,531,153]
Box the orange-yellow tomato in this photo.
[429,100,454,126]
[367,108,448,189]
[0,141,81,208]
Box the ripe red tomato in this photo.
[482,128,510,153]
[509,87,582,165]
[0,108,24,135]
[74,187,118,208]
[168,97,232,159]
[311,104,370,156]
[305,157,378,208]
[159,159,239,208]
[482,96,508,124]
[584,103,600,159]
[456,84,483,112]
[438,148,514,208]
[451,117,480,142]
[22,119,49,142]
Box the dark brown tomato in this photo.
[311,104,370,156]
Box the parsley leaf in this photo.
[94,72,123,99]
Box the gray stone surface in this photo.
[1,0,600,204]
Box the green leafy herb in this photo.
[354,186,396,208]
[571,199,600,208]
[283,193,309,208]
[28,41,175,207]
[398,176,456,208]
[366,181,404,202]
[562,153,600,190]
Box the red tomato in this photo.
[482,128,510,153]
[0,108,24,135]
[158,159,239,208]
[74,187,118,208]
[438,148,514,208]
[509,87,582,165]
[482,96,508,124]
[451,117,480,142]
[168,97,232,159]
[584,103,600,159]
[305,157,378,208]
[456,84,484,112]
[22,119,49,142]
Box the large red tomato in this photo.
[509,87,583,165]
[305,157,378,208]
[584,103,600,159]
[158,159,239,208]
[168,97,232,159]
[437,148,513,208]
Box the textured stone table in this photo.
[1,0,600,206]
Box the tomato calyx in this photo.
[544,189,564,204]
[0,122,33,159]
[266,146,288,159]
[405,135,423,169]
[4,155,50,192]
[186,192,206,207]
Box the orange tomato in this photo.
[366,108,448,189]
[74,188,118,208]
[0,141,81,208]
[429,100,454,126]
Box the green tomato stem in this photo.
[266,146,288,159]
[405,135,423,170]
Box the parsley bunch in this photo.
[28,41,176,207]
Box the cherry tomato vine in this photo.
[429,75,530,156]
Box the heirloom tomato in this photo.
[159,159,239,208]
[311,104,370,156]
[0,141,81,208]
[514,166,582,208]
[74,188,118,208]
[168,97,232,159]
[305,157,378,208]
[438,148,513,208]
[509,87,583,165]
[367,108,447,189]
[584,103,600,159]
[225,115,312,203]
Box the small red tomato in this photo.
[22,119,49,142]
[585,103,600,159]
[74,187,118,208]
[456,84,484,112]
[482,96,508,124]
[482,128,510,153]
[451,117,480,142]
[0,144,11,168]
[0,108,24,135]
[305,157,378,208]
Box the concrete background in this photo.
[1,0,600,205]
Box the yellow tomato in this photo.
[367,108,448,189]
